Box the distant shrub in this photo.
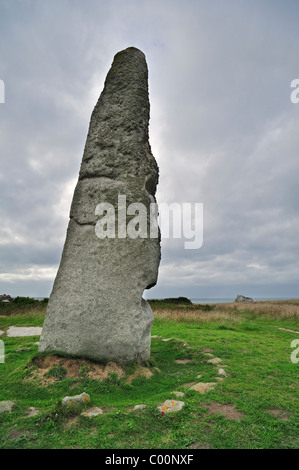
[149,297,192,305]
[0,296,48,315]
[12,296,38,304]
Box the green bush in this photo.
[12,296,37,304]
[149,297,192,305]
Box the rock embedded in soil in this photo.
[38,47,160,363]
[172,391,185,398]
[189,382,217,394]
[81,407,104,417]
[27,407,40,417]
[157,400,185,414]
[6,326,42,337]
[218,368,229,377]
[134,404,148,410]
[0,401,16,414]
[207,357,222,364]
[62,392,90,407]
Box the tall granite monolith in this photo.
[39,47,160,362]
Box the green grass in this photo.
[0,302,298,449]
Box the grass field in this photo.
[0,299,298,449]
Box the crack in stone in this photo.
[70,216,95,226]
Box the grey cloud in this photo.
[0,0,299,298]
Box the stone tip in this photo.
[114,46,145,60]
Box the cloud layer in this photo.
[1,0,299,299]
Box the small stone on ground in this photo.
[6,326,42,337]
[27,407,40,417]
[218,368,230,377]
[134,404,148,410]
[0,401,16,413]
[172,391,185,398]
[62,392,90,407]
[81,407,103,417]
[157,400,184,413]
[190,382,217,393]
[207,357,222,364]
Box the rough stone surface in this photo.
[6,326,42,337]
[62,392,90,407]
[235,294,253,302]
[157,400,184,414]
[0,401,16,414]
[172,391,185,398]
[207,357,222,364]
[27,407,40,417]
[218,368,230,377]
[39,47,160,363]
[81,407,103,417]
[189,382,217,393]
[134,404,148,410]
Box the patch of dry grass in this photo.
[216,301,299,319]
[153,307,241,324]
[153,300,299,323]
[27,354,152,386]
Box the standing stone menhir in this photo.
[39,47,160,363]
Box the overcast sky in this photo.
[1,0,299,300]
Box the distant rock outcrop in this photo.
[234,294,253,303]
